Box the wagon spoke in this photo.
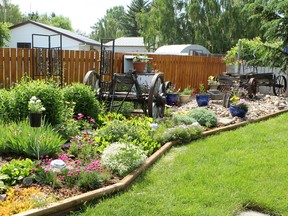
[273,75,287,96]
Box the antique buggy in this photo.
[218,72,287,98]
[83,39,166,118]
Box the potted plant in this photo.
[133,55,149,73]
[180,86,194,104]
[208,75,219,90]
[166,83,180,106]
[229,94,248,118]
[196,83,210,106]
[28,96,45,127]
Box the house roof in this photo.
[9,20,101,46]
[105,37,144,47]
[155,44,210,55]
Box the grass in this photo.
[72,112,288,216]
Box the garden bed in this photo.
[13,95,288,216]
[0,79,287,216]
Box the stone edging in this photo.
[15,109,288,216]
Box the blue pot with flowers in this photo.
[229,95,248,118]
[166,83,180,106]
[196,83,210,106]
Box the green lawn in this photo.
[73,112,288,216]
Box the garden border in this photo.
[16,108,288,216]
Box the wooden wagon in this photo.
[83,39,166,118]
[219,72,287,98]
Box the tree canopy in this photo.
[90,6,126,41]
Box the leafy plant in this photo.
[153,125,203,144]
[0,158,36,186]
[61,83,100,123]
[198,83,206,94]
[181,86,194,95]
[188,108,218,128]
[101,142,147,177]
[94,116,159,155]
[172,114,196,125]
[7,77,64,126]
[5,120,65,158]
[55,101,80,141]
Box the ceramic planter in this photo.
[133,62,146,73]
[179,95,191,104]
[29,113,42,127]
[166,93,179,106]
[229,105,248,118]
[196,94,210,106]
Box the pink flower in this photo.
[77,113,84,119]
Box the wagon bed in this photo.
[219,72,287,97]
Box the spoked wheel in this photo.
[273,75,287,96]
[83,70,100,92]
[148,73,166,118]
[247,78,256,98]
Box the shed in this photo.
[6,20,101,51]
[154,44,210,56]
[105,37,148,53]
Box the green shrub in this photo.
[94,116,159,155]
[5,120,65,158]
[0,121,9,154]
[110,102,134,118]
[55,101,80,140]
[2,78,64,126]
[153,125,203,144]
[0,90,16,123]
[101,142,147,176]
[0,158,36,186]
[172,114,197,125]
[61,83,100,122]
[77,170,104,191]
[188,108,218,128]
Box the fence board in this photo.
[0,48,226,90]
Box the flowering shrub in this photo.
[28,96,45,113]
[75,113,96,131]
[67,132,98,160]
[101,142,147,176]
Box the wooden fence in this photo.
[0,48,226,90]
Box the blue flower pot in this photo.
[166,93,179,106]
[229,105,247,118]
[196,94,210,106]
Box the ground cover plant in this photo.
[73,112,288,216]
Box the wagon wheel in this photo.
[148,73,166,118]
[273,75,287,96]
[83,70,100,92]
[247,78,256,98]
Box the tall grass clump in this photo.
[4,120,65,158]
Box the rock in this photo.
[0,194,6,202]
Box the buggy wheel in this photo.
[83,70,100,92]
[273,75,287,96]
[148,73,166,118]
[247,78,256,98]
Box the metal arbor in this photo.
[32,34,63,86]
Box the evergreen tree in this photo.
[124,0,150,36]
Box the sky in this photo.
[11,0,132,34]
